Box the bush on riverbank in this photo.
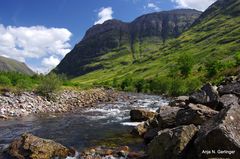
[36,73,63,98]
[0,72,66,97]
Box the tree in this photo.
[177,54,194,77]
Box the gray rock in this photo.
[194,101,240,159]
[219,94,239,109]
[189,83,219,109]
[147,124,198,159]
[156,105,182,128]
[218,81,240,96]
[176,103,218,126]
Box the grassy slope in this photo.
[0,56,34,75]
[71,2,240,89]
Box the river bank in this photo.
[1,75,240,159]
[0,88,119,119]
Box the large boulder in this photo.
[189,83,219,109]
[156,105,182,129]
[147,124,198,159]
[194,101,240,159]
[176,103,218,126]
[7,133,75,159]
[218,81,240,96]
[130,109,157,122]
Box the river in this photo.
[0,93,168,157]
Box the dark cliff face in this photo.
[130,9,201,41]
[54,9,202,77]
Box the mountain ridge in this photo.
[54,9,202,77]
[0,56,34,75]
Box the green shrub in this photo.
[205,60,224,78]
[149,77,171,94]
[16,78,33,90]
[134,79,149,93]
[0,75,11,86]
[185,78,202,93]
[177,54,194,77]
[235,51,240,65]
[36,73,62,97]
[120,77,133,91]
[169,78,187,96]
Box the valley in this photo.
[0,0,240,158]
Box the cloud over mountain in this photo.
[94,7,113,25]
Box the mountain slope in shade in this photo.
[53,9,201,77]
[0,56,34,75]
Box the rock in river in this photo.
[130,109,157,122]
[147,124,198,159]
[7,133,75,159]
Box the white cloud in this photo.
[0,24,72,73]
[147,3,160,11]
[171,0,216,11]
[29,56,61,74]
[94,7,113,25]
[42,56,60,68]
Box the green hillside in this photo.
[0,56,35,75]
[67,0,240,95]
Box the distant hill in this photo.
[0,56,34,75]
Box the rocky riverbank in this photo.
[131,75,240,159]
[0,88,118,120]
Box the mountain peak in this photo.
[83,19,128,41]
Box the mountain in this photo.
[54,0,240,94]
[0,56,34,75]
[53,9,201,77]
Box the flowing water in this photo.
[0,93,168,157]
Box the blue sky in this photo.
[0,0,216,73]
